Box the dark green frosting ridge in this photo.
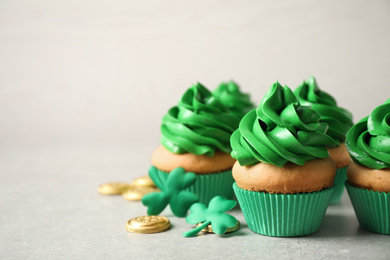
[231,82,336,167]
[212,81,255,118]
[346,99,390,169]
[161,83,240,156]
[294,76,353,145]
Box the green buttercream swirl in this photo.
[346,99,390,169]
[231,82,336,167]
[294,76,353,145]
[161,83,240,156]
[212,81,255,118]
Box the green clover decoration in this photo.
[142,166,199,217]
[183,196,238,237]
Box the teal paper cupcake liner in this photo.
[345,181,390,235]
[152,168,235,205]
[329,167,348,204]
[233,182,334,237]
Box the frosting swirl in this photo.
[231,82,336,167]
[294,76,353,145]
[161,83,240,156]
[346,99,390,169]
[212,81,255,118]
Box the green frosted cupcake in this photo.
[150,83,240,205]
[294,76,353,204]
[231,82,337,237]
[345,98,390,234]
[213,81,255,119]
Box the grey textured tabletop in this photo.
[1,0,390,259]
[1,144,390,259]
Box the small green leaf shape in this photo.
[142,167,198,217]
[183,196,238,237]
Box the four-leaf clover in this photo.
[183,196,238,237]
[142,166,198,217]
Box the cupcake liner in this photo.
[329,167,348,204]
[152,168,235,205]
[233,182,334,237]
[345,181,390,235]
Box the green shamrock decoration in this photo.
[183,196,238,237]
[142,166,198,217]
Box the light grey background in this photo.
[1,0,390,259]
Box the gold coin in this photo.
[126,216,170,234]
[131,176,156,188]
[122,186,160,201]
[196,220,240,234]
[98,182,132,195]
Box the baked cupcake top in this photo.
[161,83,240,156]
[230,82,336,167]
[346,98,390,169]
[294,76,353,145]
[212,81,255,118]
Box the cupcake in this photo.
[294,76,353,204]
[151,83,241,205]
[231,82,337,237]
[212,81,255,119]
[345,98,390,235]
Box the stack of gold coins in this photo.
[122,176,160,201]
[98,175,160,201]
[122,185,160,201]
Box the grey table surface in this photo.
[1,144,390,260]
[1,0,390,259]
